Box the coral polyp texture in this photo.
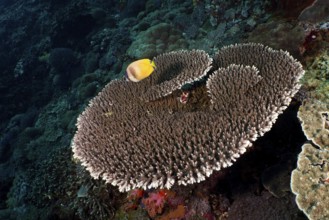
[291,51,329,219]
[298,99,329,149]
[72,43,304,192]
[291,144,329,220]
[140,50,212,101]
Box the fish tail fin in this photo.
[150,60,156,68]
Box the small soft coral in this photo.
[142,190,168,217]
[127,189,144,201]
[124,189,145,211]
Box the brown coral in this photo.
[72,43,304,192]
[212,43,304,139]
[291,143,329,220]
[291,48,329,219]
[298,99,329,149]
[140,49,212,101]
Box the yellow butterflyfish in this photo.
[126,59,156,82]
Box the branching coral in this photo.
[72,43,304,192]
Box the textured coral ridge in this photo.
[298,99,329,149]
[291,54,329,219]
[140,49,212,101]
[72,43,304,192]
[291,144,329,220]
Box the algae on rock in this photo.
[127,23,188,58]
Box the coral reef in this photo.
[291,144,329,220]
[142,190,167,217]
[72,43,304,192]
[298,99,329,148]
[210,194,230,219]
[185,195,212,219]
[70,170,121,220]
[0,0,319,218]
[7,146,121,220]
[300,27,329,58]
[295,49,328,149]
[301,50,329,102]
[246,19,305,58]
[227,191,303,220]
[274,0,316,19]
[2,79,119,219]
[298,0,329,23]
[114,208,149,220]
[291,39,329,219]
[127,23,188,58]
[140,50,212,101]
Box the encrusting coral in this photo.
[72,43,304,192]
[291,144,329,220]
[291,49,329,219]
[298,99,329,149]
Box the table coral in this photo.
[72,43,304,192]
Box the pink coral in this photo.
[127,189,144,201]
[124,189,145,211]
[179,91,190,104]
[142,190,167,217]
